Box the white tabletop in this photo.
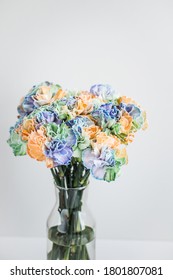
[0,237,173,260]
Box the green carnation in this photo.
[7,131,27,156]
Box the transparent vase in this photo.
[47,184,96,260]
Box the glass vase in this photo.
[47,184,95,260]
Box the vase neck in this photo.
[53,185,89,234]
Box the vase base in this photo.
[47,225,95,260]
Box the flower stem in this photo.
[49,160,91,260]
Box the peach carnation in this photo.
[120,112,132,133]
[27,129,46,161]
[21,119,35,141]
[83,125,101,139]
[74,92,95,115]
[95,132,121,149]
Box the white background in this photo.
[0,0,173,248]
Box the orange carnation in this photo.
[34,86,52,106]
[120,112,132,133]
[96,132,121,149]
[21,119,35,141]
[27,129,46,161]
[51,89,66,102]
[83,125,101,139]
[74,92,95,115]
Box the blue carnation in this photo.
[21,95,37,115]
[90,84,118,101]
[119,103,141,119]
[91,103,120,127]
[100,103,121,120]
[82,146,116,180]
[60,96,77,110]
[66,116,94,137]
[44,139,73,166]
[36,109,61,125]
[17,82,53,116]
[125,104,141,119]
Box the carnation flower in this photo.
[91,103,121,129]
[51,88,66,102]
[82,146,116,180]
[67,116,94,137]
[83,125,101,139]
[21,119,36,141]
[21,95,37,115]
[58,96,77,110]
[44,139,73,167]
[119,112,132,133]
[95,132,120,149]
[7,131,27,156]
[74,92,95,115]
[27,129,46,161]
[90,84,118,101]
[124,104,141,119]
[17,82,61,117]
[36,109,61,125]
[33,84,61,106]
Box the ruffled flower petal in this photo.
[82,148,97,169]
[44,139,73,167]
[27,130,46,161]
[90,84,118,101]
[91,165,107,180]
[7,131,27,156]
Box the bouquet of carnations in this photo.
[7,82,147,259]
